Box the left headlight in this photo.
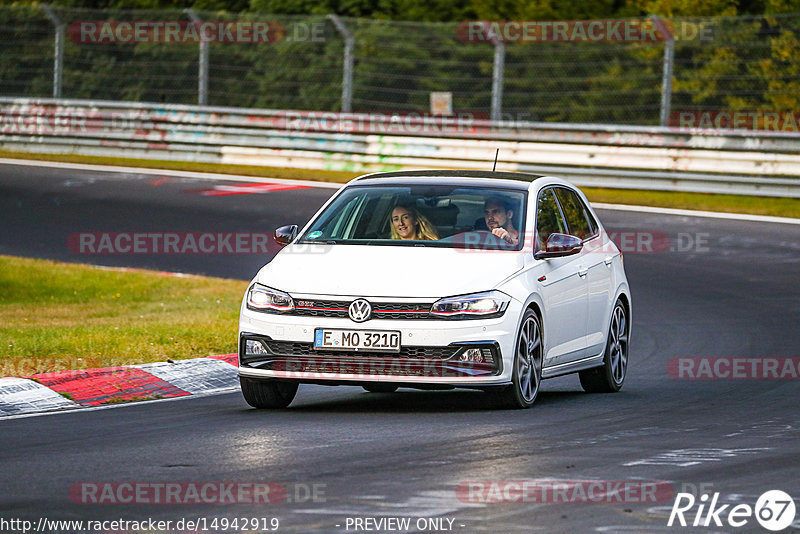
[431,290,511,319]
[246,283,294,313]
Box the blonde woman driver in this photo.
[389,204,439,240]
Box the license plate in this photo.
[314,329,401,353]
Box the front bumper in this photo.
[238,303,521,387]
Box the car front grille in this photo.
[239,335,501,378]
[292,299,433,320]
[246,355,496,378]
[261,340,457,360]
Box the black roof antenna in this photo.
[492,148,499,172]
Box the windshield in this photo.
[298,184,527,250]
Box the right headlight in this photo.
[430,290,511,319]
[246,283,294,313]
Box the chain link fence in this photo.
[1,7,799,126]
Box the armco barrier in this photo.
[2,97,800,197]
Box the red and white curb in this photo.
[0,354,239,417]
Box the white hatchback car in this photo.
[238,170,631,409]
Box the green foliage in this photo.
[629,0,739,17]
[2,2,800,125]
[5,0,778,18]
[669,13,800,116]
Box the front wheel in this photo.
[579,300,629,393]
[495,309,543,409]
[240,377,298,409]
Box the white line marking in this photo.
[623,447,770,467]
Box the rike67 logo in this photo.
[668,490,796,531]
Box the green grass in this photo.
[0,255,247,376]
[2,149,799,218]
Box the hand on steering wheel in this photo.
[491,227,518,245]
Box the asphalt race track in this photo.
[1,162,799,533]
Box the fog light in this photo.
[245,339,269,355]
[459,348,485,363]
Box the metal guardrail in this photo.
[2,97,800,197]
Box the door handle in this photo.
[578,267,588,277]
[604,255,615,266]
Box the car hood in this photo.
[255,244,526,298]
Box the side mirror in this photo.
[274,225,298,247]
[534,233,583,260]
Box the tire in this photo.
[580,300,629,393]
[495,309,543,409]
[362,384,399,393]
[240,377,298,409]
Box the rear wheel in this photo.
[579,300,629,393]
[362,384,399,393]
[240,377,298,408]
[496,309,543,409]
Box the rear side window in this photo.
[554,187,597,241]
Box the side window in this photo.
[554,187,595,241]
[535,188,567,251]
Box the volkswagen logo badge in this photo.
[348,299,372,322]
